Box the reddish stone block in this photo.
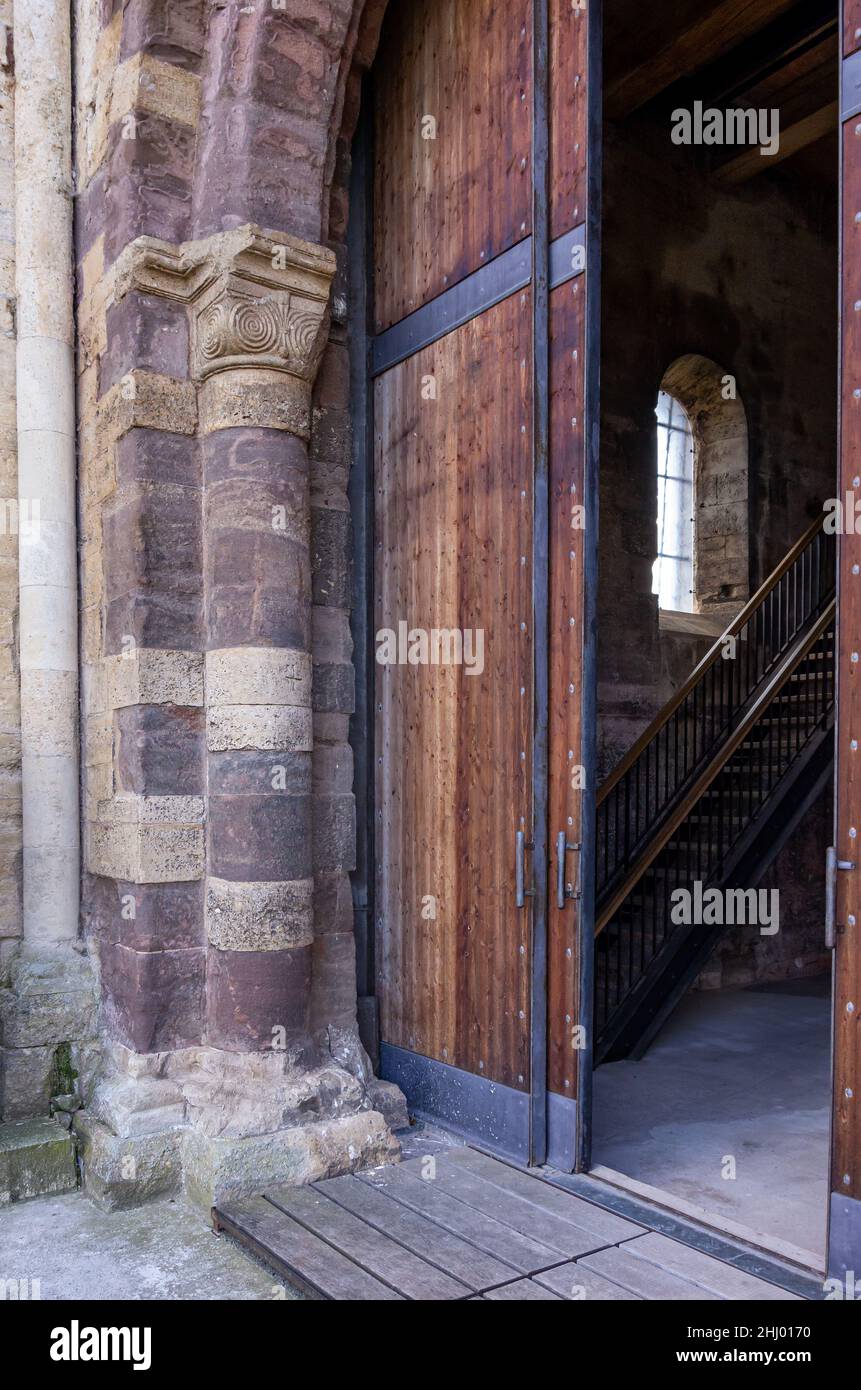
[192,98,327,243]
[311,931,358,1034]
[103,481,203,653]
[83,874,205,952]
[120,0,208,71]
[116,429,201,489]
[313,342,350,409]
[313,870,354,936]
[205,944,311,1051]
[312,661,354,715]
[312,794,356,875]
[101,292,190,394]
[201,427,308,489]
[115,704,205,796]
[206,528,310,651]
[104,114,195,267]
[75,164,108,261]
[311,506,351,608]
[208,751,310,798]
[208,788,312,883]
[102,941,205,1052]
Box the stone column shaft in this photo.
[191,229,336,1054]
[14,0,79,942]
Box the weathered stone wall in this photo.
[69,0,402,1208]
[599,111,837,989]
[0,0,21,966]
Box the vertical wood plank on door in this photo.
[550,0,588,242]
[372,0,532,333]
[547,274,587,1100]
[834,111,861,1198]
[846,2,861,57]
[374,292,533,1090]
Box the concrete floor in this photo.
[0,1191,298,1300]
[592,978,831,1263]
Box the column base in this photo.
[181,1110,399,1210]
[77,1041,404,1209]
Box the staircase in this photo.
[594,517,835,1065]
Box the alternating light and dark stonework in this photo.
[1,0,405,1209]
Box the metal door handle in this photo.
[826,846,855,949]
[556,831,582,909]
[515,830,534,908]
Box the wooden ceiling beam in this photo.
[693,0,836,107]
[714,99,838,183]
[605,0,803,120]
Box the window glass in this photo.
[652,390,694,612]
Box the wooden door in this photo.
[832,0,861,1277]
[365,0,599,1166]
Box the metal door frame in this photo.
[831,6,861,1277]
[574,0,603,1177]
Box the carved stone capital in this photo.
[191,230,334,382]
[110,225,337,385]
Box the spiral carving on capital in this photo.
[193,284,330,381]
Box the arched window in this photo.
[653,356,749,627]
[653,390,695,613]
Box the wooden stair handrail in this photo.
[595,598,835,934]
[597,513,827,807]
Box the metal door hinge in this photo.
[556,831,582,910]
[826,846,856,950]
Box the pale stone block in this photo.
[87,820,204,884]
[17,518,77,590]
[14,212,74,346]
[80,602,103,667]
[105,648,205,710]
[0,1117,77,1201]
[75,1113,183,1210]
[205,647,311,708]
[83,760,111,823]
[19,672,77,755]
[181,1110,400,1210]
[206,877,314,953]
[206,704,313,752]
[92,1075,187,1139]
[18,589,77,672]
[16,335,75,438]
[198,368,310,437]
[111,53,202,132]
[97,372,197,450]
[20,846,80,943]
[16,428,76,521]
[97,793,205,826]
[20,754,78,845]
[81,662,108,721]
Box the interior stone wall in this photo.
[599,110,837,990]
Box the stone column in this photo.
[14,0,79,942]
[0,0,97,1132]
[193,228,332,1056]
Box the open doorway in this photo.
[590,0,839,1271]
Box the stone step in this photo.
[0,1117,77,1203]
